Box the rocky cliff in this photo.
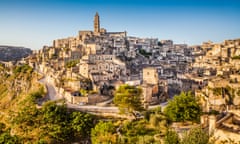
[0,45,32,61]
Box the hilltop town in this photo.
[1,13,240,143]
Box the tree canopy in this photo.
[113,84,144,115]
[164,129,180,144]
[91,121,118,144]
[65,60,79,68]
[164,127,210,144]
[13,64,33,74]
[12,101,95,143]
[0,123,20,144]
[181,127,209,144]
[164,92,201,122]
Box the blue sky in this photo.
[0,0,239,49]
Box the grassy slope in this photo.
[0,64,44,141]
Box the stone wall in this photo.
[142,67,158,85]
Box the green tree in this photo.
[139,49,152,58]
[149,114,168,135]
[164,129,180,144]
[0,123,6,134]
[0,131,20,144]
[119,119,157,144]
[41,102,72,142]
[70,112,94,138]
[164,92,201,122]
[12,99,95,143]
[29,86,45,103]
[181,127,209,144]
[91,121,117,144]
[13,64,33,74]
[113,84,144,115]
[41,101,68,124]
[121,120,148,137]
[65,60,79,68]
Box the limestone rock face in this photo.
[233,95,240,106]
[0,45,32,61]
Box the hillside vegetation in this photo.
[0,64,95,143]
[0,64,212,143]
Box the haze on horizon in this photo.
[0,0,239,50]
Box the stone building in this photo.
[63,90,88,104]
[142,67,159,85]
[53,12,127,53]
[94,12,100,34]
[141,67,167,104]
[200,112,240,143]
[79,54,126,82]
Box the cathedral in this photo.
[53,12,127,49]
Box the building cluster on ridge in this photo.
[30,12,171,105]
[20,12,240,143]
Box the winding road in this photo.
[38,75,120,113]
[39,76,63,101]
[38,73,167,114]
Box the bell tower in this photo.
[94,12,100,34]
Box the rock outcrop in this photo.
[0,45,32,61]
